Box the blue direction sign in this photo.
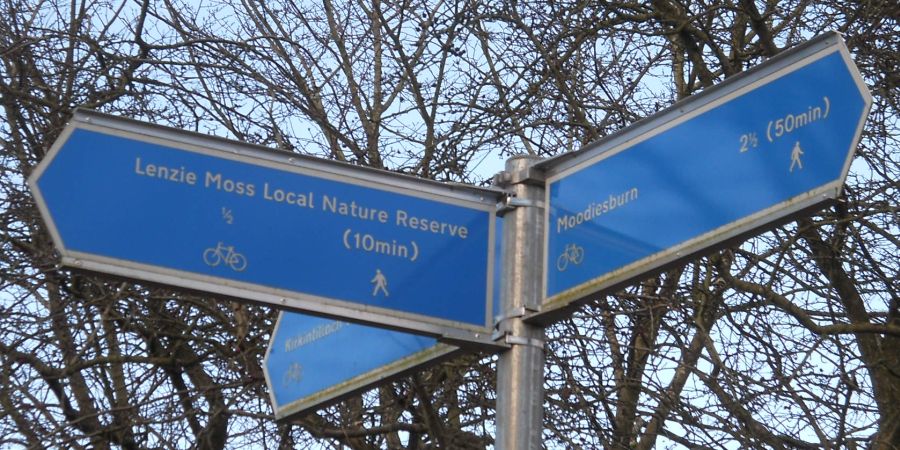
[541,32,871,313]
[264,311,458,420]
[29,110,500,342]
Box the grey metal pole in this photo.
[494,155,545,450]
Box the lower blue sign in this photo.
[265,312,457,418]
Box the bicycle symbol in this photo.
[282,362,303,386]
[202,242,248,272]
[557,243,584,272]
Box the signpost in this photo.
[28,110,501,344]
[264,311,459,420]
[26,32,872,448]
[537,32,872,319]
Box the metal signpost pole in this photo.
[494,155,546,450]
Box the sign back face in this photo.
[29,110,500,343]
[540,32,872,317]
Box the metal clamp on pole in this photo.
[503,334,545,350]
[493,305,539,325]
[492,164,546,188]
[494,306,540,343]
[496,195,546,216]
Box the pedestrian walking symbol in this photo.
[790,142,804,172]
[371,269,389,297]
